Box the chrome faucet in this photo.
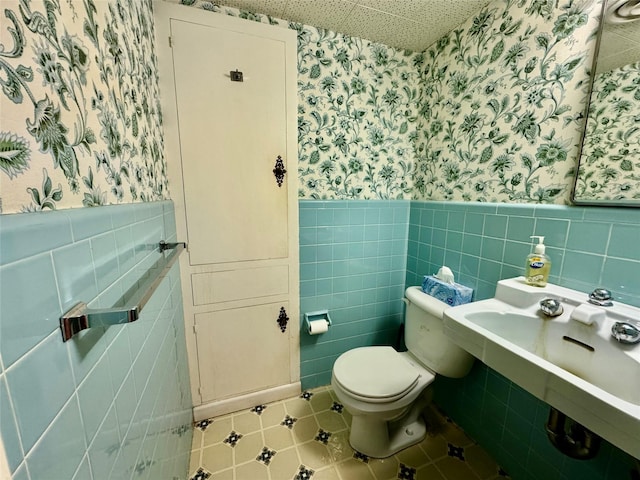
[540,298,563,317]
[588,288,613,307]
[611,322,640,344]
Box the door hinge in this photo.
[168,36,173,48]
[192,324,197,335]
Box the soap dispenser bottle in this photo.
[525,235,551,287]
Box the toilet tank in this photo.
[404,286,474,378]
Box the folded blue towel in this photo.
[422,275,473,306]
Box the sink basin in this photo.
[443,277,640,459]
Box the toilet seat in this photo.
[333,346,421,403]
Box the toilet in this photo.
[331,286,474,458]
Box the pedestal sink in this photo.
[443,277,640,459]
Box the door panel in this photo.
[171,20,289,266]
[191,265,289,305]
[195,302,291,400]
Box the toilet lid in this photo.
[333,346,420,400]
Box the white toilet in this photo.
[331,286,474,458]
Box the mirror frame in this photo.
[571,0,640,207]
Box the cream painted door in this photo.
[195,303,291,397]
[171,20,288,266]
[155,3,299,409]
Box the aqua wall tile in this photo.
[53,240,99,312]
[115,370,137,436]
[567,221,611,254]
[91,232,120,293]
[464,213,484,235]
[462,233,482,256]
[0,212,72,265]
[25,395,85,480]
[77,354,114,444]
[602,257,640,299]
[0,254,60,368]
[533,218,569,248]
[0,201,191,479]
[364,208,380,224]
[6,332,75,452]
[447,211,465,231]
[481,237,505,263]
[496,204,535,217]
[299,200,410,389]
[11,464,29,480]
[316,208,334,226]
[506,216,536,243]
[561,251,604,284]
[67,328,109,387]
[299,208,317,227]
[608,223,640,261]
[433,210,448,229]
[431,228,446,248]
[534,204,584,220]
[502,241,531,268]
[67,208,115,242]
[105,330,132,392]
[0,375,23,473]
[73,455,93,480]
[349,208,366,225]
[445,231,463,252]
[484,215,508,238]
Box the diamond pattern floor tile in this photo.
[187,386,511,480]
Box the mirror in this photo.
[572,0,640,206]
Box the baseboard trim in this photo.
[193,382,302,421]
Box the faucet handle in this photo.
[589,288,613,307]
[540,298,563,317]
[611,322,640,344]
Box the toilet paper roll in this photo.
[308,319,329,335]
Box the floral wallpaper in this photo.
[413,0,602,204]
[575,60,640,201]
[0,0,168,214]
[171,0,421,200]
[2,0,606,210]
[296,30,420,199]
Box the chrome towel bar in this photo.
[59,241,186,342]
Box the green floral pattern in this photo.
[413,0,601,203]
[2,0,604,210]
[575,61,640,201]
[0,0,167,213]
[296,29,420,199]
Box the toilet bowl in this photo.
[331,286,474,458]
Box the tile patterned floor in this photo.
[188,386,511,480]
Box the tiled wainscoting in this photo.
[188,386,510,480]
[407,201,640,480]
[0,201,192,479]
[299,199,640,479]
[406,201,640,308]
[299,201,410,389]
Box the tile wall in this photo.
[406,200,640,480]
[299,200,410,389]
[0,201,192,479]
[406,201,640,308]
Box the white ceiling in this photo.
[217,0,491,51]
[213,0,640,70]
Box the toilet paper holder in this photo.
[304,310,332,334]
